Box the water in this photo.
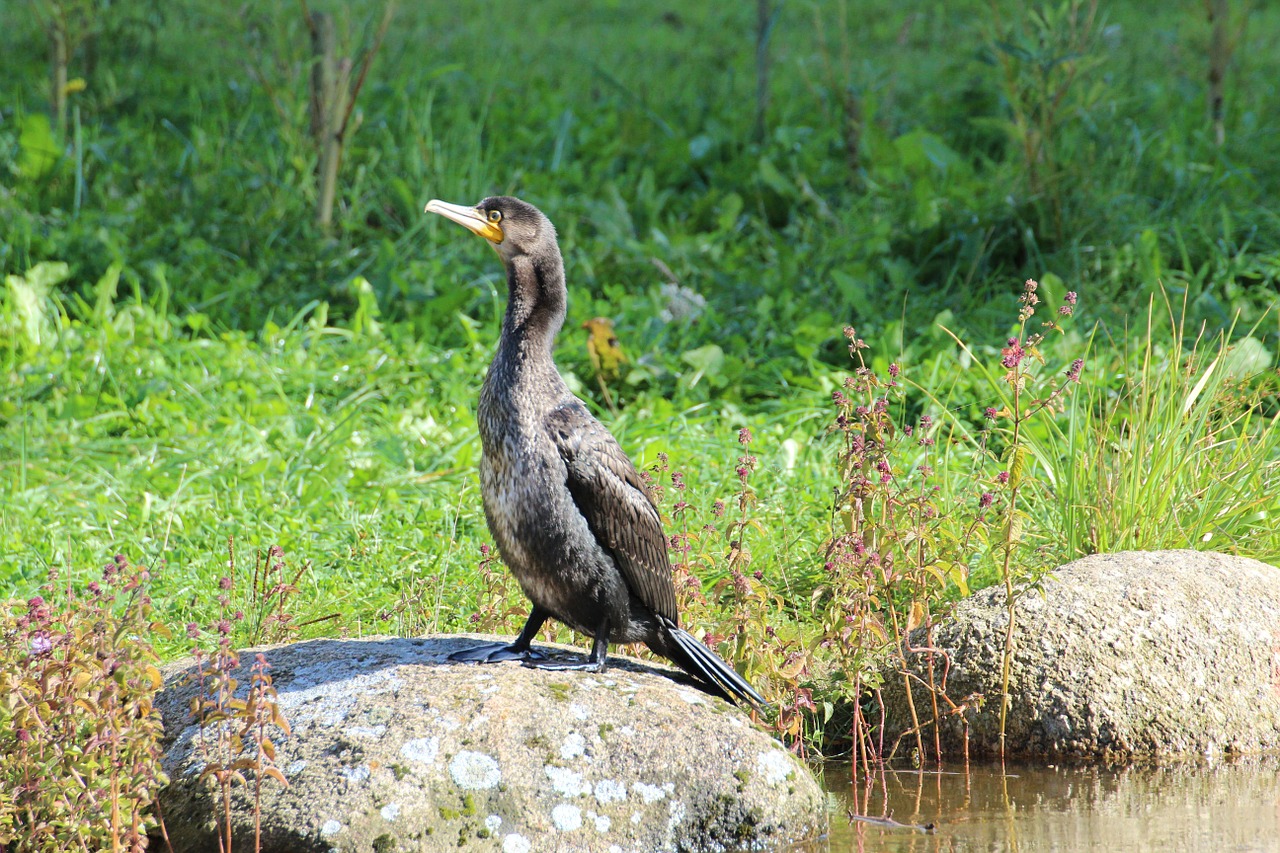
[816,758,1280,852]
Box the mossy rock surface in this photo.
[879,550,1280,760]
[153,635,824,852]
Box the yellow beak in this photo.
[424,199,504,243]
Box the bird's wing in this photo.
[544,401,679,624]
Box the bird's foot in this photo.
[448,642,546,665]
[522,657,607,673]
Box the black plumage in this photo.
[425,195,766,708]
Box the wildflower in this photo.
[979,492,995,509]
[997,471,1010,484]
[888,362,900,378]
[918,464,933,477]
[1065,291,1078,304]
[1066,358,1084,383]
[30,633,53,656]
[479,543,490,556]
[216,619,232,636]
[712,500,726,517]
[671,471,686,491]
[832,390,847,406]
[738,427,753,446]
[1001,337,1025,369]
[219,576,233,591]
[984,406,998,421]
[186,622,200,639]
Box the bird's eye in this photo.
[487,209,502,223]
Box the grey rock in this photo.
[878,551,1280,760]
[153,635,824,852]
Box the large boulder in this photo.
[153,635,824,852]
[878,551,1280,760]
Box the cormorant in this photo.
[425,195,766,708]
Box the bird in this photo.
[425,195,766,708]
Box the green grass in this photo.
[2,0,1279,664]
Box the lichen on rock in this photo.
[878,550,1280,760]
[153,634,825,852]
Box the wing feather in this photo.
[544,401,679,623]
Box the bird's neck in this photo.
[496,252,566,368]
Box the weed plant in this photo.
[0,556,168,852]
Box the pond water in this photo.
[813,757,1280,852]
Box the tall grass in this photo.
[1042,294,1280,561]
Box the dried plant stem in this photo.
[304,1,395,232]
[997,379,1024,760]
[887,603,925,762]
[50,20,68,139]
[754,0,775,142]
[1207,0,1228,145]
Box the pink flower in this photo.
[1001,338,1025,369]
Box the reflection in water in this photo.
[815,758,1280,852]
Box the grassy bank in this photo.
[3,0,1279,790]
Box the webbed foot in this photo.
[448,642,547,664]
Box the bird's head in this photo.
[425,196,556,264]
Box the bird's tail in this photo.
[664,626,769,709]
